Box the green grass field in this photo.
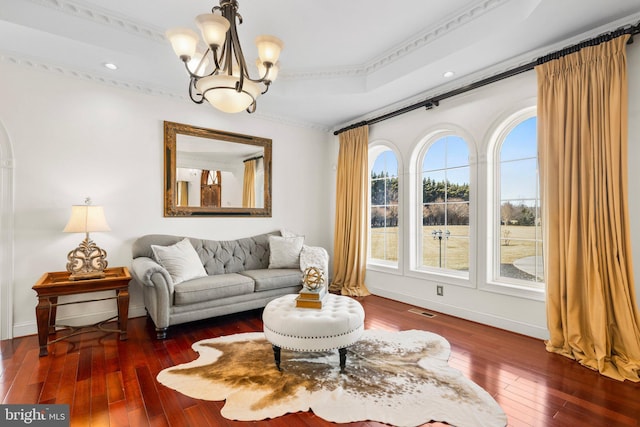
[370,225,541,274]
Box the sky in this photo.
[500,117,538,202]
[371,150,398,177]
[370,117,538,201]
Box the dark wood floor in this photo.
[1,295,638,426]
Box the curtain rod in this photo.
[243,155,263,163]
[334,21,640,136]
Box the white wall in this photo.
[358,40,640,339]
[3,41,639,341]
[0,62,333,337]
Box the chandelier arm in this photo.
[211,47,222,72]
[197,47,221,76]
[215,39,228,75]
[243,62,273,84]
[232,35,248,78]
[181,56,217,80]
[181,61,197,79]
[232,37,247,92]
[226,6,251,92]
[188,78,205,104]
[219,0,238,78]
[223,24,235,76]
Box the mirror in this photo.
[164,121,272,217]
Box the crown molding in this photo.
[281,0,510,81]
[25,0,166,43]
[0,51,330,132]
[332,12,640,132]
[362,0,508,74]
[27,0,509,82]
[0,51,183,97]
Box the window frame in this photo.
[408,128,476,287]
[367,140,403,274]
[483,105,545,301]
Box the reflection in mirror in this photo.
[164,121,272,217]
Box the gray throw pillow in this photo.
[268,235,304,269]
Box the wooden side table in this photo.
[32,266,131,357]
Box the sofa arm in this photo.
[131,257,174,293]
[131,257,175,332]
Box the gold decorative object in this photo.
[63,198,111,280]
[303,267,324,291]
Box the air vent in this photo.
[408,308,436,318]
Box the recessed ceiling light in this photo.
[103,62,118,70]
[443,71,455,78]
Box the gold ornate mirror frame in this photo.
[164,121,272,217]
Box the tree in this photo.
[501,202,516,225]
[370,172,399,228]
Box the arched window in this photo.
[496,116,543,287]
[369,147,399,266]
[420,135,470,274]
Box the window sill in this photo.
[367,261,401,276]
[480,280,545,301]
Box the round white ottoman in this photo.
[262,293,365,372]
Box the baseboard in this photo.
[369,286,550,340]
[12,304,148,338]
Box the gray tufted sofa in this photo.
[130,232,303,339]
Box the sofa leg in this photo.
[156,327,168,340]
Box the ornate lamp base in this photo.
[69,270,106,281]
[66,237,108,281]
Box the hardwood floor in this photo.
[1,295,638,426]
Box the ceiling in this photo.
[1,0,639,131]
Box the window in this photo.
[495,116,543,288]
[420,135,470,275]
[369,147,399,266]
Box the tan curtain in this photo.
[537,35,640,382]
[176,181,188,207]
[243,159,256,208]
[330,126,371,296]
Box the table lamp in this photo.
[63,198,111,280]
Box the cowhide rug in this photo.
[157,329,507,427]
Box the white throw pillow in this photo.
[300,245,329,285]
[151,238,207,284]
[280,228,302,239]
[268,235,304,269]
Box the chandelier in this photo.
[166,0,283,114]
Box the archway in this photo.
[0,120,14,339]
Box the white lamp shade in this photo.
[256,59,279,82]
[255,35,283,64]
[63,205,111,233]
[196,75,261,113]
[166,28,199,60]
[196,13,230,48]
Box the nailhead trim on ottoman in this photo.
[262,293,365,352]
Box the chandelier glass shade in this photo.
[166,0,283,114]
